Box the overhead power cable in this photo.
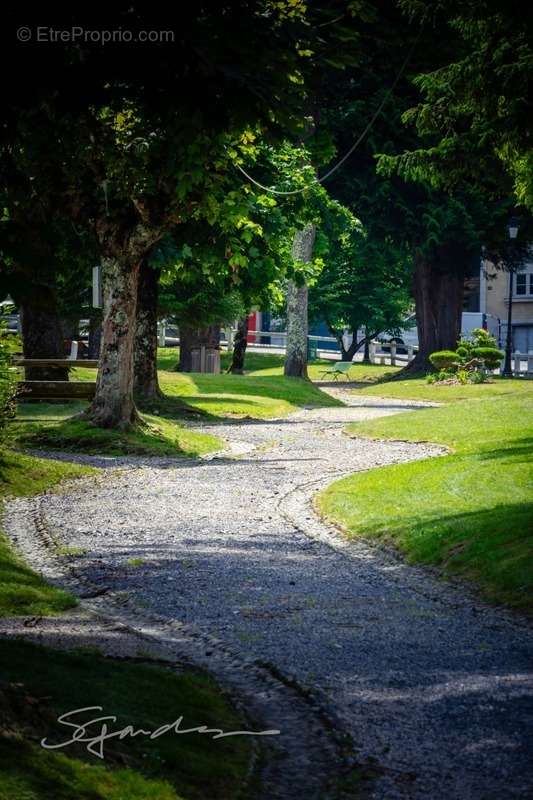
[233,33,420,197]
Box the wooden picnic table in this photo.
[14,359,99,368]
[14,359,99,400]
[17,381,96,399]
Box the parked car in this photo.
[377,314,418,353]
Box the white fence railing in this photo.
[509,352,533,375]
[242,332,533,373]
[238,330,417,366]
[157,322,533,375]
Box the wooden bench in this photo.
[319,361,354,381]
[17,381,96,400]
[14,359,99,369]
[14,359,99,401]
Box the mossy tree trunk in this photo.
[284,224,316,379]
[328,322,363,364]
[362,335,371,364]
[83,220,162,430]
[340,337,360,362]
[84,256,141,429]
[134,262,162,402]
[178,325,195,373]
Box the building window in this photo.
[515,272,533,297]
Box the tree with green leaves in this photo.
[146,178,290,377]
[389,0,533,210]
[311,1,523,370]
[225,193,292,375]
[0,209,97,381]
[230,137,366,378]
[309,228,412,361]
[3,2,357,428]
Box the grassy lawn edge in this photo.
[317,384,533,614]
[0,449,95,617]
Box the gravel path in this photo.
[5,388,533,799]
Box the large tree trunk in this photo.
[228,315,249,374]
[178,324,220,372]
[134,262,162,401]
[20,287,69,381]
[83,256,140,429]
[406,247,464,373]
[284,224,316,379]
[285,280,309,378]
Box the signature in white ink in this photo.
[41,706,280,759]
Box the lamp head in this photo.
[508,216,519,240]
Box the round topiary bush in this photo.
[472,346,504,370]
[429,350,458,370]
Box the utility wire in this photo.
[233,34,420,197]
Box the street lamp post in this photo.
[502,217,519,377]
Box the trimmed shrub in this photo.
[472,346,504,370]
[429,350,458,370]
[429,328,502,384]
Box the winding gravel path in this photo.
[5,388,533,799]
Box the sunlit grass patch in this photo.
[318,387,533,611]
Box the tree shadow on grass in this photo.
[140,393,279,425]
[370,502,533,611]
[475,437,533,465]
[163,372,340,406]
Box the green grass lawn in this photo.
[0,448,92,617]
[128,350,344,417]
[318,380,533,612]
[18,351,393,436]
[211,349,397,382]
[355,373,533,402]
[10,351,397,458]
[12,403,222,457]
[0,639,251,800]
[21,350,344,439]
